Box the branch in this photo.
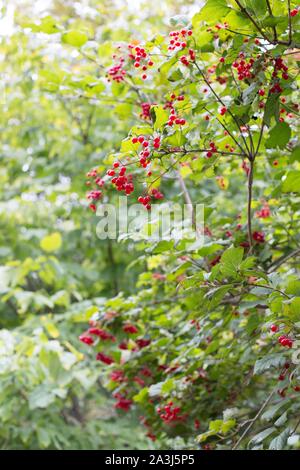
[252,284,291,299]
[247,159,254,249]
[232,387,277,450]
[268,247,300,273]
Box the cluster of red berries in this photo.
[87,189,102,203]
[167,29,192,52]
[107,57,126,82]
[110,165,135,196]
[269,57,288,94]
[157,402,183,424]
[256,203,270,219]
[79,325,118,345]
[290,8,299,17]
[110,369,126,383]
[232,53,255,81]
[278,335,293,348]
[140,102,153,120]
[206,141,218,158]
[85,169,106,211]
[137,187,164,211]
[180,48,196,66]
[128,43,154,81]
[165,94,187,127]
[113,393,133,411]
[123,324,138,334]
[132,134,160,167]
[252,231,265,243]
[96,352,115,365]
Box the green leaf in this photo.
[220,246,244,277]
[168,68,183,82]
[266,122,291,149]
[290,146,300,163]
[161,379,175,394]
[247,0,267,16]
[133,387,149,403]
[264,93,280,126]
[261,401,289,422]
[37,428,51,448]
[193,0,231,25]
[28,16,60,34]
[62,31,88,47]
[282,171,300,193]
[29,386,55,409]
[250,427,276,445]
[152,106,169,130]
[254,353,286,374]
[269,428,290,450]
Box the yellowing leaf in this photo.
[40,232,62,252]
[180,165,192,178]
[62,31,88,47]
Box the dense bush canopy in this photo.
[0,0,300,450]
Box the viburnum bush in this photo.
[77,0,300,450]
[53,0,300,450]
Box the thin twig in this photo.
[232,387,277,450]
[247,159,254,249]
[287,0,292,45]
[266,0,278,42]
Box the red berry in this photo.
[96,352,114,365]
[123,324,138,334]
[79,334,94,345]
[270,324,279,333]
